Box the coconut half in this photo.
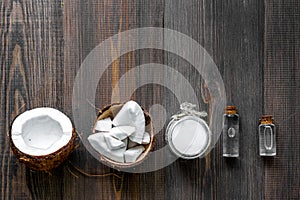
[9,107,76,171]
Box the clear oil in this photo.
[223,106,239,157]
[259,115,276,156]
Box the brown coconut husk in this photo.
[92,102,155,169]
[9,117,77,172]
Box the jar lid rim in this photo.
[166,116,211,159]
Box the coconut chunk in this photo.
[108,126,135,140]
[94,118,112,132]
[104,134,126,150]
[88,133,126,163]
[124,146,145,163]
[142,132,151,144]
[112,101,145,144]
[122,138,128,148]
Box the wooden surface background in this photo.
[1,0,299,199]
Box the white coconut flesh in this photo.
[11,107,73,156]
[88,101,150,163]
[112,101,145,144]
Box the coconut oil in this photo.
[259,115,276,156]
[223,106,239,157]
[166,102,210,159]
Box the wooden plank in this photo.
[63,0,165,199]
[0,0,65,199]
[131,1,166,200]
[264,0,300,199]
[64,0,136,199]
[163,0,265,199]
[1,0,299,199]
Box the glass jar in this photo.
[165,103,211,159]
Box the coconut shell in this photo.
[92,102,155,169]
[9,120,77,172]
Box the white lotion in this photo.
[171,118,209,157]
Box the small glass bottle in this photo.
[259,115,276,156]
[223,106,239,157]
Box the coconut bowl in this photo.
[91,102,154,169]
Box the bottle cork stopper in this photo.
[225,106,237,115]
[260,115,273,124]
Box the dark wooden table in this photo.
[1,0,299,199]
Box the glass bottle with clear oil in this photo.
[259,115,276,156]
[223,106,239,157]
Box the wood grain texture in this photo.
[63,0,166,200]
[0,0,299,199]
[264,0,300,199]
[164,0,264,199]
[64,0,138,199]
[1,0,64,199]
